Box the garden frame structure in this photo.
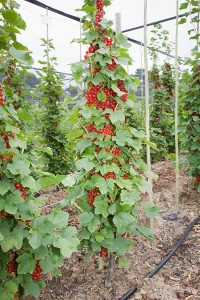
[24,0,187,59]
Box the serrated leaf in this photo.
[120,190,140,206]
[23,280,45,298]
[79,212,94,226]
[17,108,34,121]
[141,202,159,218]
[75,139,92,153]
[9,46,33,65]
[76,157,95,172]
[48,209,69,228]
[136,224,154,239]
[2,9,26,29]
[116,33,131,48]
[97,91,106,101]
[61,174,76,187]
[0,180,11,195]
[113,212,135,230]
[94,198,109,218]
[110,110,125,124]
[65,186,84,205]
[17,253,35,274]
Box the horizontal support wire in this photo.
[122,13,187,33]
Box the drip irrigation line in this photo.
[119,215,200,300]
[122,12,195,33]
[24,0,81,22]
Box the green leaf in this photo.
[2,10,26,29]
[112,130,132,146]
[65,186,84,205]
[120,190,140,206]
[5,124,20,134]
[7,158,30,177]
[1,281,18,300]
[17,108,34,121]
[79,212,94,226]
[90,73,104,85]
[17,253,35,274]
[28,229,43,249]
[76,4,96,14]
[136,225,154,239]
[113,212,135,230]
[91,175,107,194]
[141,202,159,218]
[8,46,33,65]
[37,174,66,190]
[23,280,45,298]
[109,110,125,124]
[75,139,92,153]
[61,174,76,187]
[97,91,106,101]
[94,198,109,218]
[102,236,133,256]
[21,176,37,190]
[116,33,131,48]
[54,236,78,257]
[76,157,95,172]
[48,209,69,228]
[0,180,11,195]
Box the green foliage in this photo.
[34,39,76,175]
[150,63,175,162]
[0,3,79,299]
[179,0,200,189]
[66,0,157,263]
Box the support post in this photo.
[175,0,179,210]
[144,0,153,204]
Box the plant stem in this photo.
[18,285,25,300]
[106,254,115,288]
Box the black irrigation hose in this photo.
[119,215,200,300]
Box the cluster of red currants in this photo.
[102,37,113,47]
[100,247,107,257]
[103,171,116,179]
[88,188,100,206]
[14,181,26,199]
[88,123,114,137]
[86,84,117,111]
[117,80,128,102]
[31,261,43,280]
[6,258,18,274]
[95,0,104,27]
[84,44,99,60]
[0,84,5,106]
[107,59,117,71]
[0,210,10,219]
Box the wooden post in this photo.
[144,0,153,205]
[46,7,50,67]
[175,0,179,210]
[115,13,121,35]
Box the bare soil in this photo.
[31,159,200,300]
